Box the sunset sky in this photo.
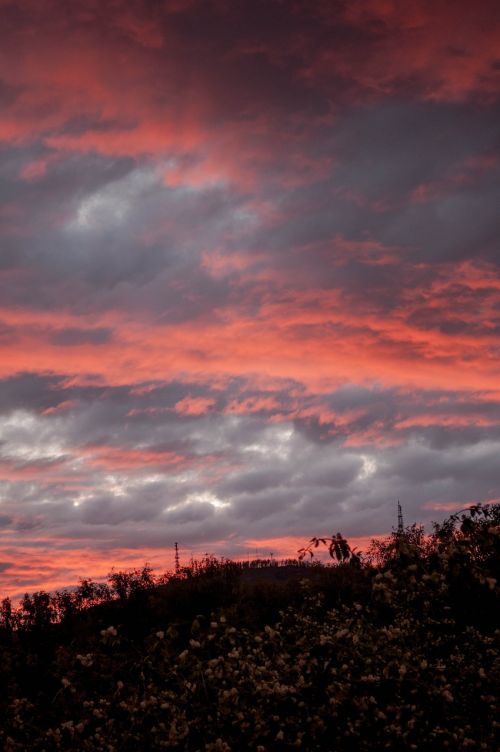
[1,0,500,597]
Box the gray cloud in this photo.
[1,0,499,592]
[1,376,500,556]
[49,327,114,346]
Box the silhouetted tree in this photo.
[0,596,13,632]
[367,522,428,566]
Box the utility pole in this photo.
[174,542,180,574]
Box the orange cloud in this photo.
[225,396,281,415]
[0,258,499,395]
[174,396,216,415]
[243,535,380,560]
[394,414,500,430]
[0,457,75,483]
[42,400,76,415]
[0,544,179,601]
[0,535,383,601]
[77,445,190,472]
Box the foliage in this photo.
[0,505,498,750]
[298,532,361,565]
[366,523,430,567]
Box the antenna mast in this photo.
[174,542,180,574]
[397,500,404,535]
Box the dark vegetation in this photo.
[0,505,499,750]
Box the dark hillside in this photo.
[0,505,498,751]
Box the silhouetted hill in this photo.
[0,505,498,751]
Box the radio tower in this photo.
[397,500,404,535]
[174,542,180,574]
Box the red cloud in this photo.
[307,0,500,103]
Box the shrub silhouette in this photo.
[0,504,498,750]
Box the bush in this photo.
[0,506,498,750]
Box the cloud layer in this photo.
[1,0,500,596]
